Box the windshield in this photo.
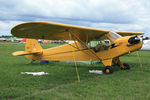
[109,31,121,40]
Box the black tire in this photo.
[103,66,114,74]
[121,63,130,70]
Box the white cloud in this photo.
[0,0,150,36]
[0,21,23,35]
[90,22,144,31]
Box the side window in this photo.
[90,40,110,52]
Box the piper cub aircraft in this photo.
[11,21,144,74]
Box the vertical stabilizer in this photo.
[25,39,43,53]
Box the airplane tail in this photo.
[13,39,43,56]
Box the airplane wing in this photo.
[115,31,144,36]
[11,21,109,42]
[11,21,144,42]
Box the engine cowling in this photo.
[128,36,140,45]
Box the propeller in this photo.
[140,35,149,40]
[128,35,149,45]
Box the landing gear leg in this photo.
[102,59,114,74]
[121,63,130,70]
[113,58,130,70]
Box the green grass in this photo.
[0,42,150,100]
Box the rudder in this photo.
[25,39,43,53]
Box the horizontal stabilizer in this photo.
[12,51,42,56]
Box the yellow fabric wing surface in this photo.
[115,31,144,36]
[11,21,109,42]
[11,21,144,42]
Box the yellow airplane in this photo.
[11,21,144,74]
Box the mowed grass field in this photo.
[0,42,150,100]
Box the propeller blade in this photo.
[143,37,149,40]
[140,35,149,40]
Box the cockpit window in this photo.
[109,31,121,40]
[89,40,110,52]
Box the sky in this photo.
[0,0,150,36]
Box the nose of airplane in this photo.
[128,36,140,45]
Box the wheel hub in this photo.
[106,69,110,73]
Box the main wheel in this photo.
[121,63,130,70]
[103,66,114,74]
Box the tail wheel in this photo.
[121,63,130,70]
[103,66,114,74]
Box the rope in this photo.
[73,52,80,82]
[136,51,143,71]
[69,32,80,82]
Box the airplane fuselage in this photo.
[25,35,143,66]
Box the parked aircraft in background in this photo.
[0,38,7,41]
[141,39,150,50]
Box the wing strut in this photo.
[68,32,80,82]
[69,30,102,61]
[62,40,99,61]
